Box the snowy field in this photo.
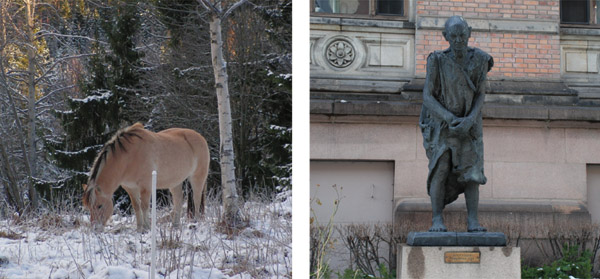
[0,190,292,279]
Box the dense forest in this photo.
[0,0,292,216]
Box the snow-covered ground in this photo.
[0,190,292,279]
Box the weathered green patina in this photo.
[420,16,494,232]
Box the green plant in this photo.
[522,244,592,279]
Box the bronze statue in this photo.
[419,16,493,232]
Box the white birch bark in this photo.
[203,2,244,227]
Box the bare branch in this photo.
[36,31,108,46]
[198,0,220,14]
[35,53,95,84]
[223,0,248,19]
[35,85,75,105]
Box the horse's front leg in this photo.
[140,189,151,231]
[169,184,183,227]
[124,188,145,232]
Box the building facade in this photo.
[310,0,600,270]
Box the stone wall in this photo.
[560,29,600,104]
[310,18,416,93]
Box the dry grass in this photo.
[0,230,23,240]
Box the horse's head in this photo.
[82,183,113,231]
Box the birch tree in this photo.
[198,0,247,228]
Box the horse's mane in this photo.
[82,184,96,207]
[88,122,145,184]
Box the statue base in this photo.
[397,244,521,279]
[407,231,507,246]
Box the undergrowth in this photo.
[522,244,592,279]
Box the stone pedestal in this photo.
[407,231,507,246]
[397,245,521,279]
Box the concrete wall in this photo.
[311,115,600,229]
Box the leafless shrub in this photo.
[336,223,397,277]
[310,185,342,279]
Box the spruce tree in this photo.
[227,0,292,194]
[48,1,143,194]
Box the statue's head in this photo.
[442,16,472,52]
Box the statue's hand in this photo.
[449,117,473,135]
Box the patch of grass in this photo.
[0,230,23,240]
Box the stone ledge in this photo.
[310,97,600,122]
[403,78,577,96]
[310,16,415,29]
[417,16,559,34]
[394,199,592,238]
[407,232,507,246]
[561,27,600,37]
[395,198,588,214]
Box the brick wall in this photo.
[415,0,561,79]
[417,0,559,21]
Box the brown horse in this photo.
[82,123,209,232]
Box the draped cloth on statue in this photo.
[419,47,494,208]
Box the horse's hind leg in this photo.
[169,184,183,227]
[188,167,208,220]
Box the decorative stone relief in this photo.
[326,40,355,68]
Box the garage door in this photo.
[310,160,394,225]
[588,165,600,223]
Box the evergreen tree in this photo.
[48,1,143,194]
[227,0,292,194]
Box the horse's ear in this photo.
[82,184,88,191]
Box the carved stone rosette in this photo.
[326,40,355,68]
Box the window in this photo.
[313,0,404,17]
[561,0,600,25]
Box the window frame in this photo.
[311,0,409,21]
[560,0,600,28]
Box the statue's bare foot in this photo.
[467,222,487,232]
[429,217,447,232]
[429,224,448,232]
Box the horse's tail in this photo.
[199,184,206,215]
[186,180,194,217]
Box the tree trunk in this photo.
[25,0,39,209]
[208,14,243,227]
[0,137,24,213]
